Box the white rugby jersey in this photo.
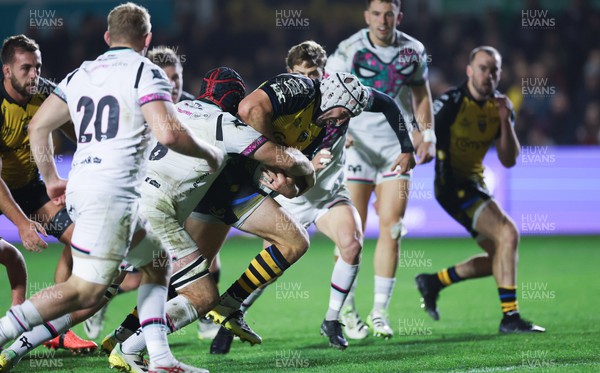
[142,99,266,222]
[326,28,428,144]
[54,47,172,194]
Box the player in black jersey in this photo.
[415,46,544,333]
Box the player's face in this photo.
[316,107,352,127]
[288,61,323,81]
[364,0,402,47]
[161,64,183,102]
[467,51,502,99]
[3,49,42,97]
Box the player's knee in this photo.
[499,220,519,252]
[386,218,407,242]
[68,278,108,308]
[288,226,310,255]
[336,234,362,265]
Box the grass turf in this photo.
[1,235,599,372]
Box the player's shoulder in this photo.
[433,84,465,115]
[179,90,195,102]
[175,99,221,120]
[261,73,316,94]
[34,77,57,98]
[336,29,369,52]
[395,31,426,53]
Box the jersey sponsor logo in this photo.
[193,173,210,188]
[347,164,362,173]
[455,137,488,151]
[149,143,168,160]
[351,48,419,96]
[145,176,161,189]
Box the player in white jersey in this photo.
[325,0,436,339]
[99,67,315,371]
[207,41,416,353]
[0,4,223,373]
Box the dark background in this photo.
[2,0,599,149]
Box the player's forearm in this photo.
[280,148,314,177]
[366,89,414,153]
[497,121,520,168]
[29,128,61,185]
[0,244,27,305]
[166,127,222,162]
[413,86,435,133]
[0,180,30,227]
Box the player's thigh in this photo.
[345,144,376,224]
[184,217,230,263]
[67,191,137,261]
[375,177,410,225]
[239,197,308,250]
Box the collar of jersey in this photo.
[106,46,134,53]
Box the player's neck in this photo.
[2,79,29,106]
[368,31,395,48]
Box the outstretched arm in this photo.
[365,89,416,173]
[411,83,436,164]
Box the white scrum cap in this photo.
[319,72,369,117]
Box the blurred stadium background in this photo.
[1,0,599,240]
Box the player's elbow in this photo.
[153,126,180,149]
[500,156,517,168]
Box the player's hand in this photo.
[312,148,332,171]
[345,134,354,148]
[495,95,514,124]
[46,178,68,202]
[259,169,299,199]
[18,220,48,252]
[206,146,225,173]
[390,153,416,175]
[415,141,435,165]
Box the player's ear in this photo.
[466,64,473,79]
[397,11,404,24]
[104,31,110,47]
[2,64,10,79]
[144,32,152,49]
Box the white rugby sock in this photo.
[341,275,358,310]
[0,301,43,343]
[325,259,358,321]
[373,275,396,312]
[7,315,72,358]
[122,294,198,355]
[137,284,173,366]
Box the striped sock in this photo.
[436,266,464,288]
[226,245,290,303]
[498,286,519,317]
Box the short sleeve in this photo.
[136,62,173,106]
[52,70,76,103]
[220,113,267,157]
[325,41,353,73]
[258,74,316,117]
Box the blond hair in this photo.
[107,2,151,45]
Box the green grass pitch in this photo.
[1,235,599,372]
